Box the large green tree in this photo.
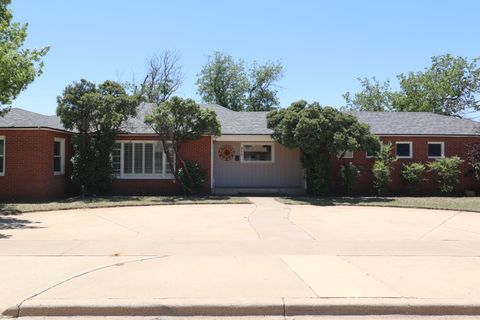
[196,52,283,111]
[57,79,140,195]
[267,100,380,195]
[144,97,221,193]
[0,0,49,115]
[343,54,480,117]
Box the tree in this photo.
[343,54,480,117]
[267,100,380,195]
[144,97,221,193]
[196,51,283,111]
[136,51,184,104]
[0,0,49,115]
[372,143,396,195]
[342,78,393,111]
[57,79,140,194]
[393,55,480,116]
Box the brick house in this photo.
[0,103,479,201]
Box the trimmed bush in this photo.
[428,156,464,194]
[339,162,361,195]
[401,162,426,194]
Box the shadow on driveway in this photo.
[0,205,42,239]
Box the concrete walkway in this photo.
[2,197,480,317]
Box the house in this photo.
[0,103,479,201]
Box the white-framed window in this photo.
[366,142,383,159]
[53,137,65,175]
[395,141,413,159]
[0,136,5,176]
[427,142,445,159]
[240,143,274,163]
[114,141,174,179]
[339,150,353,158]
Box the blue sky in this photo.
[11,0,480,118]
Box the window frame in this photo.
[240,142,275,164]
[53,137,65,175]
[340,150,354,159]
[366,143,383,159]
[395,141,413,159]
[114,140,174,179]
[0,136,5,176]
[427,141,445,159]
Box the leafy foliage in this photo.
[196,51,283,111]
[177,160,207,195]
[343,78,393,111]
[144,97,221,193]
[339,162,361,195]
[0,0,49,115]
[57,79,140,195]
[401,162,426,194]
[428,156,464,194]
[267,100,380,195]
[343,54,480,117]
[466,142,480,182]
[372,143,396,195]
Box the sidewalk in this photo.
[2,197,480,317]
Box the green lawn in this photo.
[278,196,480,213]
[0,196,250,214]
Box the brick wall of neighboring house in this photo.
[109,135,212,195]
[0,129,73,202]
[333,136,480,195]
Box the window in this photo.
[53,138,65,175]
[339,150,353,158]
[241,143,274,163]
[112,143,121,175]
[428,142,444,158]
[115,141,173,178]
[0,136,4,176]
[396,141,412,158]
[366,143,383,159]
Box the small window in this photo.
[53,138,65,175]
[241,143,274,163]
[340,150,353,158]
[396,142,412,158]
[428,142,444,159]
[0,136,5,176]
[366,143,383,159]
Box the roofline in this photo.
[0,126,72,134]
[376,134,480,138]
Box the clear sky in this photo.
[10,0,480,117]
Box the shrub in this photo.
[428,156,464,194]
[372,143,396,195]
[177,160,206,195]
[466,142,480,182]
[339,162,361,195]
[401,162,426,194]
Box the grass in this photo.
[0,195,251,215]
[277,196,480,213]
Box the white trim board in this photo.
[215,135,273,142]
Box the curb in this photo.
[5,298,480,317]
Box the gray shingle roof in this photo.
[0,108,66,131]
[349,111,480,136]
[1,105,479,137]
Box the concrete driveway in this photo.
[2,197,480,317]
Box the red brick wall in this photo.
[333,136,480,195]
[0,129,73,202]
[109,135,212,195]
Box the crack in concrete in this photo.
[279,256,320,298]
[9,255,169,318]
[91,212,141,236]
[418,211,463,240]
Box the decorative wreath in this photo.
[218,144,235,161]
